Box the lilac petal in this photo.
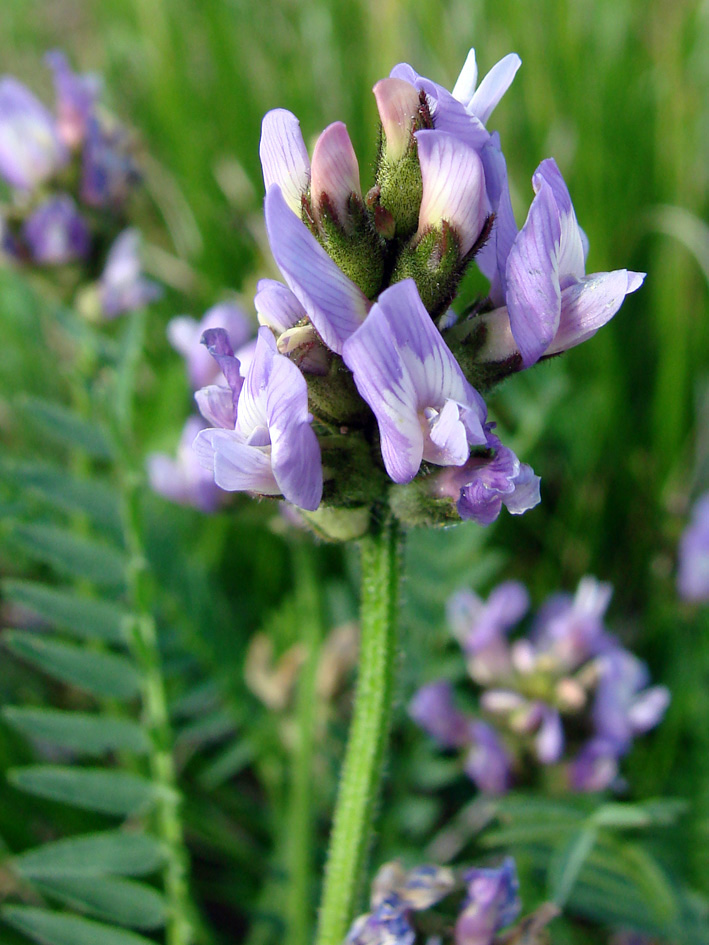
[570,738,619,792]
[169,303,251,389]
[415,130,486,256]
[425,399,470,466]
[535,706,564,763]
[468,53,521,124]
[80,116,137,209]
[0,77,66,190]
[343,279,487,483]
[476,137,518,305]
[255,278,306,333]
[193,427,279,494]
[147,417,222,512]
[22,195,90,265]
[409,680,471,748]
[262,331,323,511]
[451,49,479,106]
[546,270,646,355]
[100,229,162,318]
[458,858,521,944]
[464,721,513,794]
[678,493,709,602]
[627,686,670,733]
[450,437,540,526]
[533,158,585,284]
[194,385,235,429]
[264,184,369,354]
[310,121,361,224]
[201,327,243,405]
[504,463,541,515]
[46,50,100,149]
[259,109,310,213]
[505,174,562,366]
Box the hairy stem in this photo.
[285,544,323,945]
[315,516,401,945]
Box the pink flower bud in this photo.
[372,77,421,163]
[309,121,361,228]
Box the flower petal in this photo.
[264,184,370,353]
[505,174,562,365]
[193,427,279,494]
[546,270,646,355]
[259,108,310,213]
[468,53,521,124]
[415,129,486,256]
[533,158,585,284]
[451,48,478,106]
[255,278,306,333]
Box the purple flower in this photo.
[478,159,645,366]
[450,50,522,126]
[168,302,252,389]
[254,278,307,334]
[408,681,471,749]
[677,493,709,602]
[0,77,66,190]
[569,737,620,792]
[259,108,311,214]
[194,327,323,511]
[455,858,521,945]
[342,279,488,483]
[433,430,540,526]
[81,116,138,209]
[147,416,224,512]
[22,194,90,265]
[463,721,513,794]
[345,861,455,945]
[99,229,162,318]
[45,50,100,149]
[414,129,487,256]
[532,575,614,669]
[592,649,670,755]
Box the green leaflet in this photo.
[0,461,122,535]
[5,632,140,700]
[548,825,598,907]
[33,876,166,930]
[8,524,127,588]
[8,767,164,816]
[2,907,154,945]
[2,708,149,756]
[13,831,165,879]
[18,396,115,460]
[2,581,130,645]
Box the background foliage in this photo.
[1,0,708,943]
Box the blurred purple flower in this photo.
[409,681,471,749]
[345,861,455,945]
[147,416,224,513]
[677,493,709,603]
[569,737,620,792]
[0,76,66,190]
[168,302,252,389]
[455,858,521,945]
[45,50,100,149]
[99,228,162,318]
[532,575,614,669]
[81,117,138,209]
[22,194,90,265]
[464,721,513,794]
[194,327,323,510]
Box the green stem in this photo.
[285,544,323,945]
[315,516,401,945]
[115,310,197,945]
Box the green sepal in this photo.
[392,222,465,317]
[388,477,462,528]
[299,505,371,542]
[315,194,385,298]
[306,356,370,426]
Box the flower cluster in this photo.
[410,577,669,793]
[343,857,548,945]
[0,53,159,316]
[191,48,643,535]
